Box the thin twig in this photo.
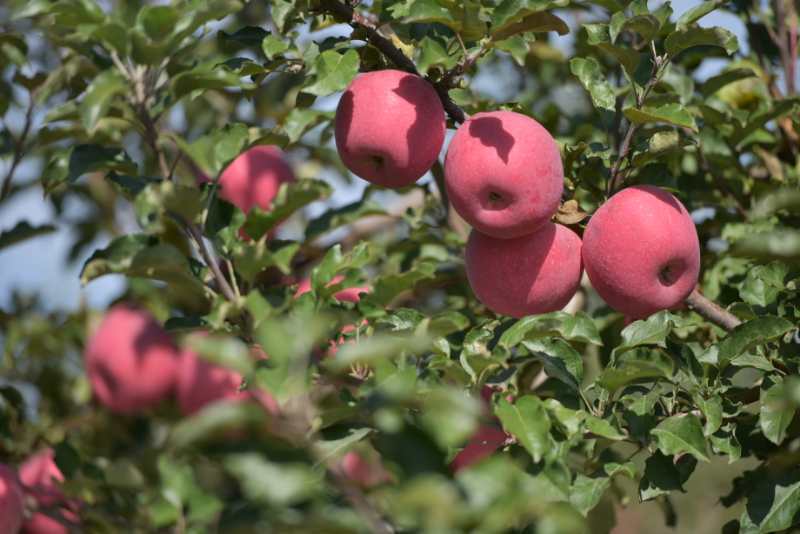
[186,222,238,302]
[685,288,742,331]
[1,96,35,201]
[322,0,466,123]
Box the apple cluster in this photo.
[333,69,701,320]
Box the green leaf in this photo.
[717,317,794,366]
[491,0,567,38]
[570,57,615,112]
[665,26,739,57]
[305,199,387,240]
[314,428,373,465]
[499,311,602,348]
[137,5,179,41]
[615,311,676,354]
[624,103,697,130]
[367,260,437,305]
[417,37,458,76]
[610,13,660,44]
[243,179,332,240]
[495,396,551,463]
[80,70,126,133]
[651,413,710,462]
[419,387,481,448]
[225,453,322,505]
[67,144,137,184]
[388,0,457,27]
[570,475,610,515]
[522,339,583,391]
[0,221,56,251]
[598,348,674,393]
[751,188,800,219]
[760,382,796,446]
[326,333,433,373]
[739,262,789,307]
[639,452,697,501]
[491,11,569,41]
[700,68,757,98]
[171,402,266,447]
[677,0,724,28]
[171,65,247,100]
[261,34,289,60]
[732,229,800,262]
[282,108,332,144]
[303,49,359,97]
[231,240,300,283]
[740,472,800,533]
[80,234,205,297]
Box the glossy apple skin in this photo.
[465,222,583,318]
[450,425,508,473]
[335,69,446,188]
[19,449,80,534]
[445,110,564,239]
[0,464,24,534]
[294,275,370,303]
[176,341,279,417]
[217,145,295,214]
[582,185,700,319]
[84,305,180,414]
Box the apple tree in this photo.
[0,0,799,532]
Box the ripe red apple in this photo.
[444,110,564,239]
[85,305,180,414]
[450,425,508,473]
[337,451,391,488]
[465,222,583,318]
[0,464,24,534]
[582,185,700,319]
[176,339,279,416]
[294,274,370,303]
[217,145,295,214]
[335,69,446,188]
[19,449,80,534]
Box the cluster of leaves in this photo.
[1,0,799,532]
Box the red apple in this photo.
[335,69,446,188]
[176,338,279,417]
[19,449,80,534]
[0,464,23,534]
[294,274,370,303]
[450,425,508,473]
[445,110,564,239]
[338,451,391,488]
[217,145,295,214]
[85,305,180,414]
[465,222,583,318]
[582,185,700,319]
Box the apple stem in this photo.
[685,289,742,332]
[322,0,467,124]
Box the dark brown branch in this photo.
[685,289,742,331]
[1,96,35,201]
[322,0,466,124]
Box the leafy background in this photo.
[0,0,799,532]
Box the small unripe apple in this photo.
[445,110,564,239]
[335,69,446,188]
[218,145,295,213]
[582,185,700,319]
[176,339,279,417]
[19,449,80,534]
[450,425,508,473]
[294,274,370,303]
[85,305,180,414]
[465,222,583,318]
[0,464,23,534]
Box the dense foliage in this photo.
[1,0,799,532]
